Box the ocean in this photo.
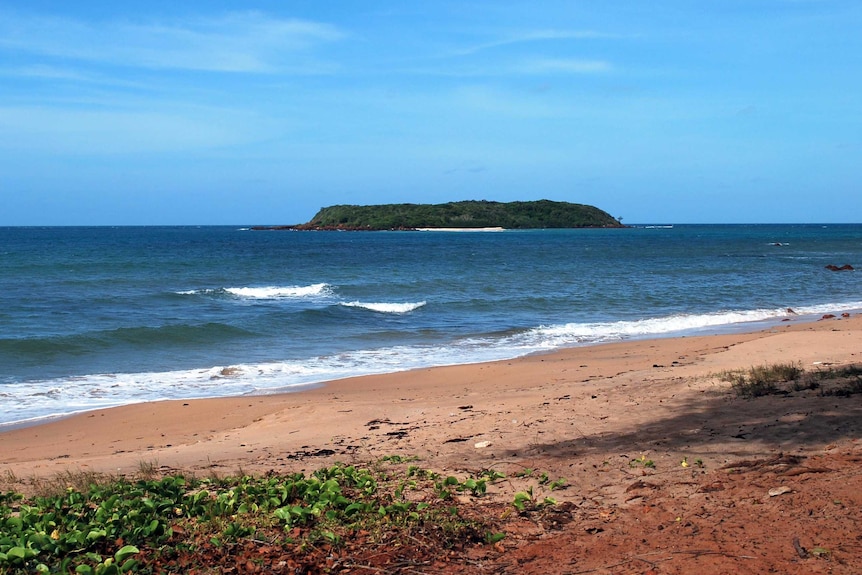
[2,224,861,428]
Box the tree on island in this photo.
[261,200,626,231]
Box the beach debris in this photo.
[283,448,337,460]
[625,480,658,493]
[366,418,411,430]
[474,440,492,449]
[444,437,470,443]
[768,486,792,497]
[721,453,803,473]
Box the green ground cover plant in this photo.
[0,459,563,574]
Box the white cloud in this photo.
[0,10,343,73]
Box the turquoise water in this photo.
[2,224,861,426]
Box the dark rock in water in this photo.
[825,264,854,271]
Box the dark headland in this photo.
[253,200,624,231]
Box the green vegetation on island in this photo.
[258,200,623,231]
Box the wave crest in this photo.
[226,284,331,299]
[180,283,331,299]
[524,303,862,349]
[341,301,427,314]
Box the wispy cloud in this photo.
[449,29,619,57]
[0,10,343,73]
[515,58,612,74]
[0,64,93,81]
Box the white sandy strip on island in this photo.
[414,227,506,232]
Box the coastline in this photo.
[4,305,857,431]
[3,313,861,572]
[2,313,860,480]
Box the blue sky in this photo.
[1,1,859,225]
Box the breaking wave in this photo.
[340,301,427,314]
[179,283,332,300]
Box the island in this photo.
[253,200,624,231]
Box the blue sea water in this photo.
[2,224,861,427]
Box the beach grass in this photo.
[721,362,862,398]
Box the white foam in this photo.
[523,303,862,349]
[340,301,427,313]
[4,300,861,428]
[178,283,332,299]
[226,284,331,299]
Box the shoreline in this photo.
[3,306,858,432]
[2,313,860,481]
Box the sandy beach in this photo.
[2,314,861,573]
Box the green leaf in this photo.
[344,502,369,515]
[87,529,107,541]
[6,546,28,560]
[113,545,140,563]
[5,516,23,530]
